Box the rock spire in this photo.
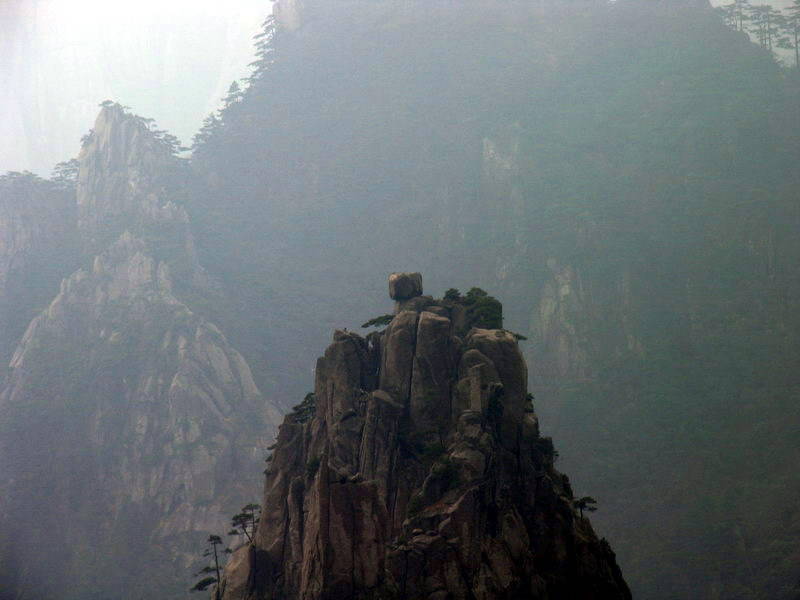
[218,274,630,600]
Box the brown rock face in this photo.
[219,277,630,600]
[388,271,423,301]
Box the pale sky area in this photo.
[0,0,792,176]
[0,0,271,176]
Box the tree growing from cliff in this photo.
[229,503,261,543]
[191,534,228,594]
[361,314,394,328]
[574,496,598,519]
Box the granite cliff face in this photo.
[0,106,281,600]
[218,274,630,600]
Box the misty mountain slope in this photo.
[186,1,800,599]
[0,106,282,600]
[0,172,79,370]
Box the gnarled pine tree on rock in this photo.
[217,273,630,600]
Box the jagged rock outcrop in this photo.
[218,274,630,600]
[0,106,282,600]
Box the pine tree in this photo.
[784,0,800,69]
[734,0,751,32]
[574,496,598,519]
[224,81,244,107]
[747,4,783,52]
[51,159,79,188]
[718,0,751,32]
[190,534,229,595]
[228,504,261,543]
[248,15,277,84]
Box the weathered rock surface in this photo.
[78,106,174,234]
[389,271,423,301]
[218,275,630,600]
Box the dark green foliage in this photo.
[191,535,226,594]
[290,393,316,424]
[463,288,503,330]
[229,504,261,543]
[361,314,394,329]
[439,286,504,331]
[190,577,217,592]
[306,456,321,479]
[443,288,461,302]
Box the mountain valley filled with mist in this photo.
[1,1,800,599]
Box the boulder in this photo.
[388,271,423,300]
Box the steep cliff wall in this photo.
[217,274,630,600]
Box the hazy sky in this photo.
[0,0,270,175]
[0,0,792,176]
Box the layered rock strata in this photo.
[219,273,630,600]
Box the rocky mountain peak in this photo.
[218,273,630,600]
[77,103,185,241]
[0,103,279,599]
